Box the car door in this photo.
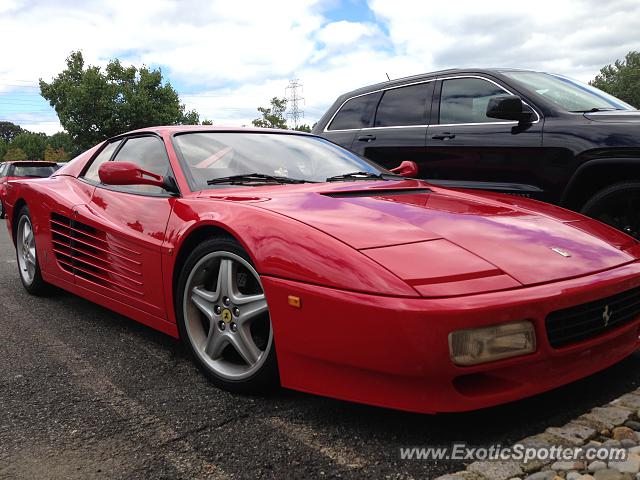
[72,134,177,319]
[424,76,547,199]
[350,81,434,173]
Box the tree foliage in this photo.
[293,124,312,132]
[0,139,7,161]
[47,132,78,158]
[44,144,70,162]
[11,132,48,160]
[0,121,24,143]
[252,97,288,129]
[4,147,27,161]
[40,51,200,150]
[591,51,640,108]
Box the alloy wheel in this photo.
[182,251,272,381]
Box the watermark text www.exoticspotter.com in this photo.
[399,443,627,463]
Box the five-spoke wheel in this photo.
[15,206,48,295]
[177,237,278,392]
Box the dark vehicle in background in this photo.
[313,69,640,238]
[0,161,59,218]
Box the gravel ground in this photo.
[1,221,640,479]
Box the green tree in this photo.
[11,132,48,159]
[47,132,79,158]
[293,124,312,132]
[252,97,288,129]
[591,51,640,108]
[40,51,200,150]
[0,139,7,161]
[44,144,70,162]
[201,119,214,125]
[0,121,23,143]
[4,147,27,161]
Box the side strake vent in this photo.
[50,213,144,298]
[323,188,431,198]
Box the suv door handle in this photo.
[431,132,456,140]
[357,134,376,142]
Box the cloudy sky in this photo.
[1,0,638,135]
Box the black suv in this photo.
[313,69,640,237]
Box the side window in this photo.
[328,92,381,131]
[0,164,6,177]
[439,78,508,125]
[83,141,121,183]
[374,83,429,127]
[111,136,171,194]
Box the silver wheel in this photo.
[17,215,37,286]
[183,251,272,381]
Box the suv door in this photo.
[424,76,547,199]
[348,81,434,173]
[72,134,177,319]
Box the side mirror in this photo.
[486,95,533,123]
[98,161,178,194]
[390,161,418,178]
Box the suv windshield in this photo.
[503,71,635,112]
[173,132,386,189]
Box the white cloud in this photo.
[1,0,639,135]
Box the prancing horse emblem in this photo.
[602,305,612,327]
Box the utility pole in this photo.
[285,79,304,129]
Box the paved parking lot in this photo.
[2,221,640,479]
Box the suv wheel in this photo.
[581,181,640,238]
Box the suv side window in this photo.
[110,136,171,194]
[439,78,508,125]
[83,140,121,183]
[374,83,430,127]
[328,92,381,131]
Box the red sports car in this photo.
[0,161,59,218]
[5,126,640,413]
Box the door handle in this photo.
[431,132,456,140]
[357,134,376,142]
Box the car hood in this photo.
[584,110,640,123]
[247,181,637,288]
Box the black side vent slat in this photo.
[546,286,640,348]
[49,213,144,298]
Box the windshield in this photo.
[9,165,57,178]
[173,132,385,189]
[503,71,636,112]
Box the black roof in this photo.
[337,67,539,100]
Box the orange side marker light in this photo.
[288,295,301,308]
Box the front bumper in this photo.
[262,262,640,413]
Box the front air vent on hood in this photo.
[323,188,431,198]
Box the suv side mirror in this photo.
[390,161,418,178]
[98,161,178,194]
[486,95,533,123]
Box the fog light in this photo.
[449,321,536,366]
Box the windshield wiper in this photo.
[207,173,312,186]
[325,171,401,182]
[571,107,621,113]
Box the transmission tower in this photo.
[285,79,305,129]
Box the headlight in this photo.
[449,321,536,366]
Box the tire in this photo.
[0,200,5,219]
[176,236,279,394]
[15,205,49,295]
[581,181,640,239]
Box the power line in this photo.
[285,79,304,129]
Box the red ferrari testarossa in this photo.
[5,126,640,413]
